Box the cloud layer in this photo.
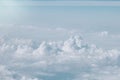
[0,34,120,80]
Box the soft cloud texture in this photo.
[99,31,108,37]
[0,34,120,80]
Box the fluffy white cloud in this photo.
[0,34,120,80]
[0,65,38,80]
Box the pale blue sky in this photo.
[0,6,120,32]
[0,0,120,49]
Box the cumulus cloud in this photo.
[0,34,120,80]
[0,65,38,80]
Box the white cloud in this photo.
[0,34,120,80]
[0,65,38,80]
[0,65,14,80]
[99,31,108,37]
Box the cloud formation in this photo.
[99,31,108,37]
[0,34,120,80]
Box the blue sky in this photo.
[0,0,120,49]
[1,6,120,30]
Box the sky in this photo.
[0,0,120,49]
[0,0,120,80]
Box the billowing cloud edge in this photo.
[0,34,120,80]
